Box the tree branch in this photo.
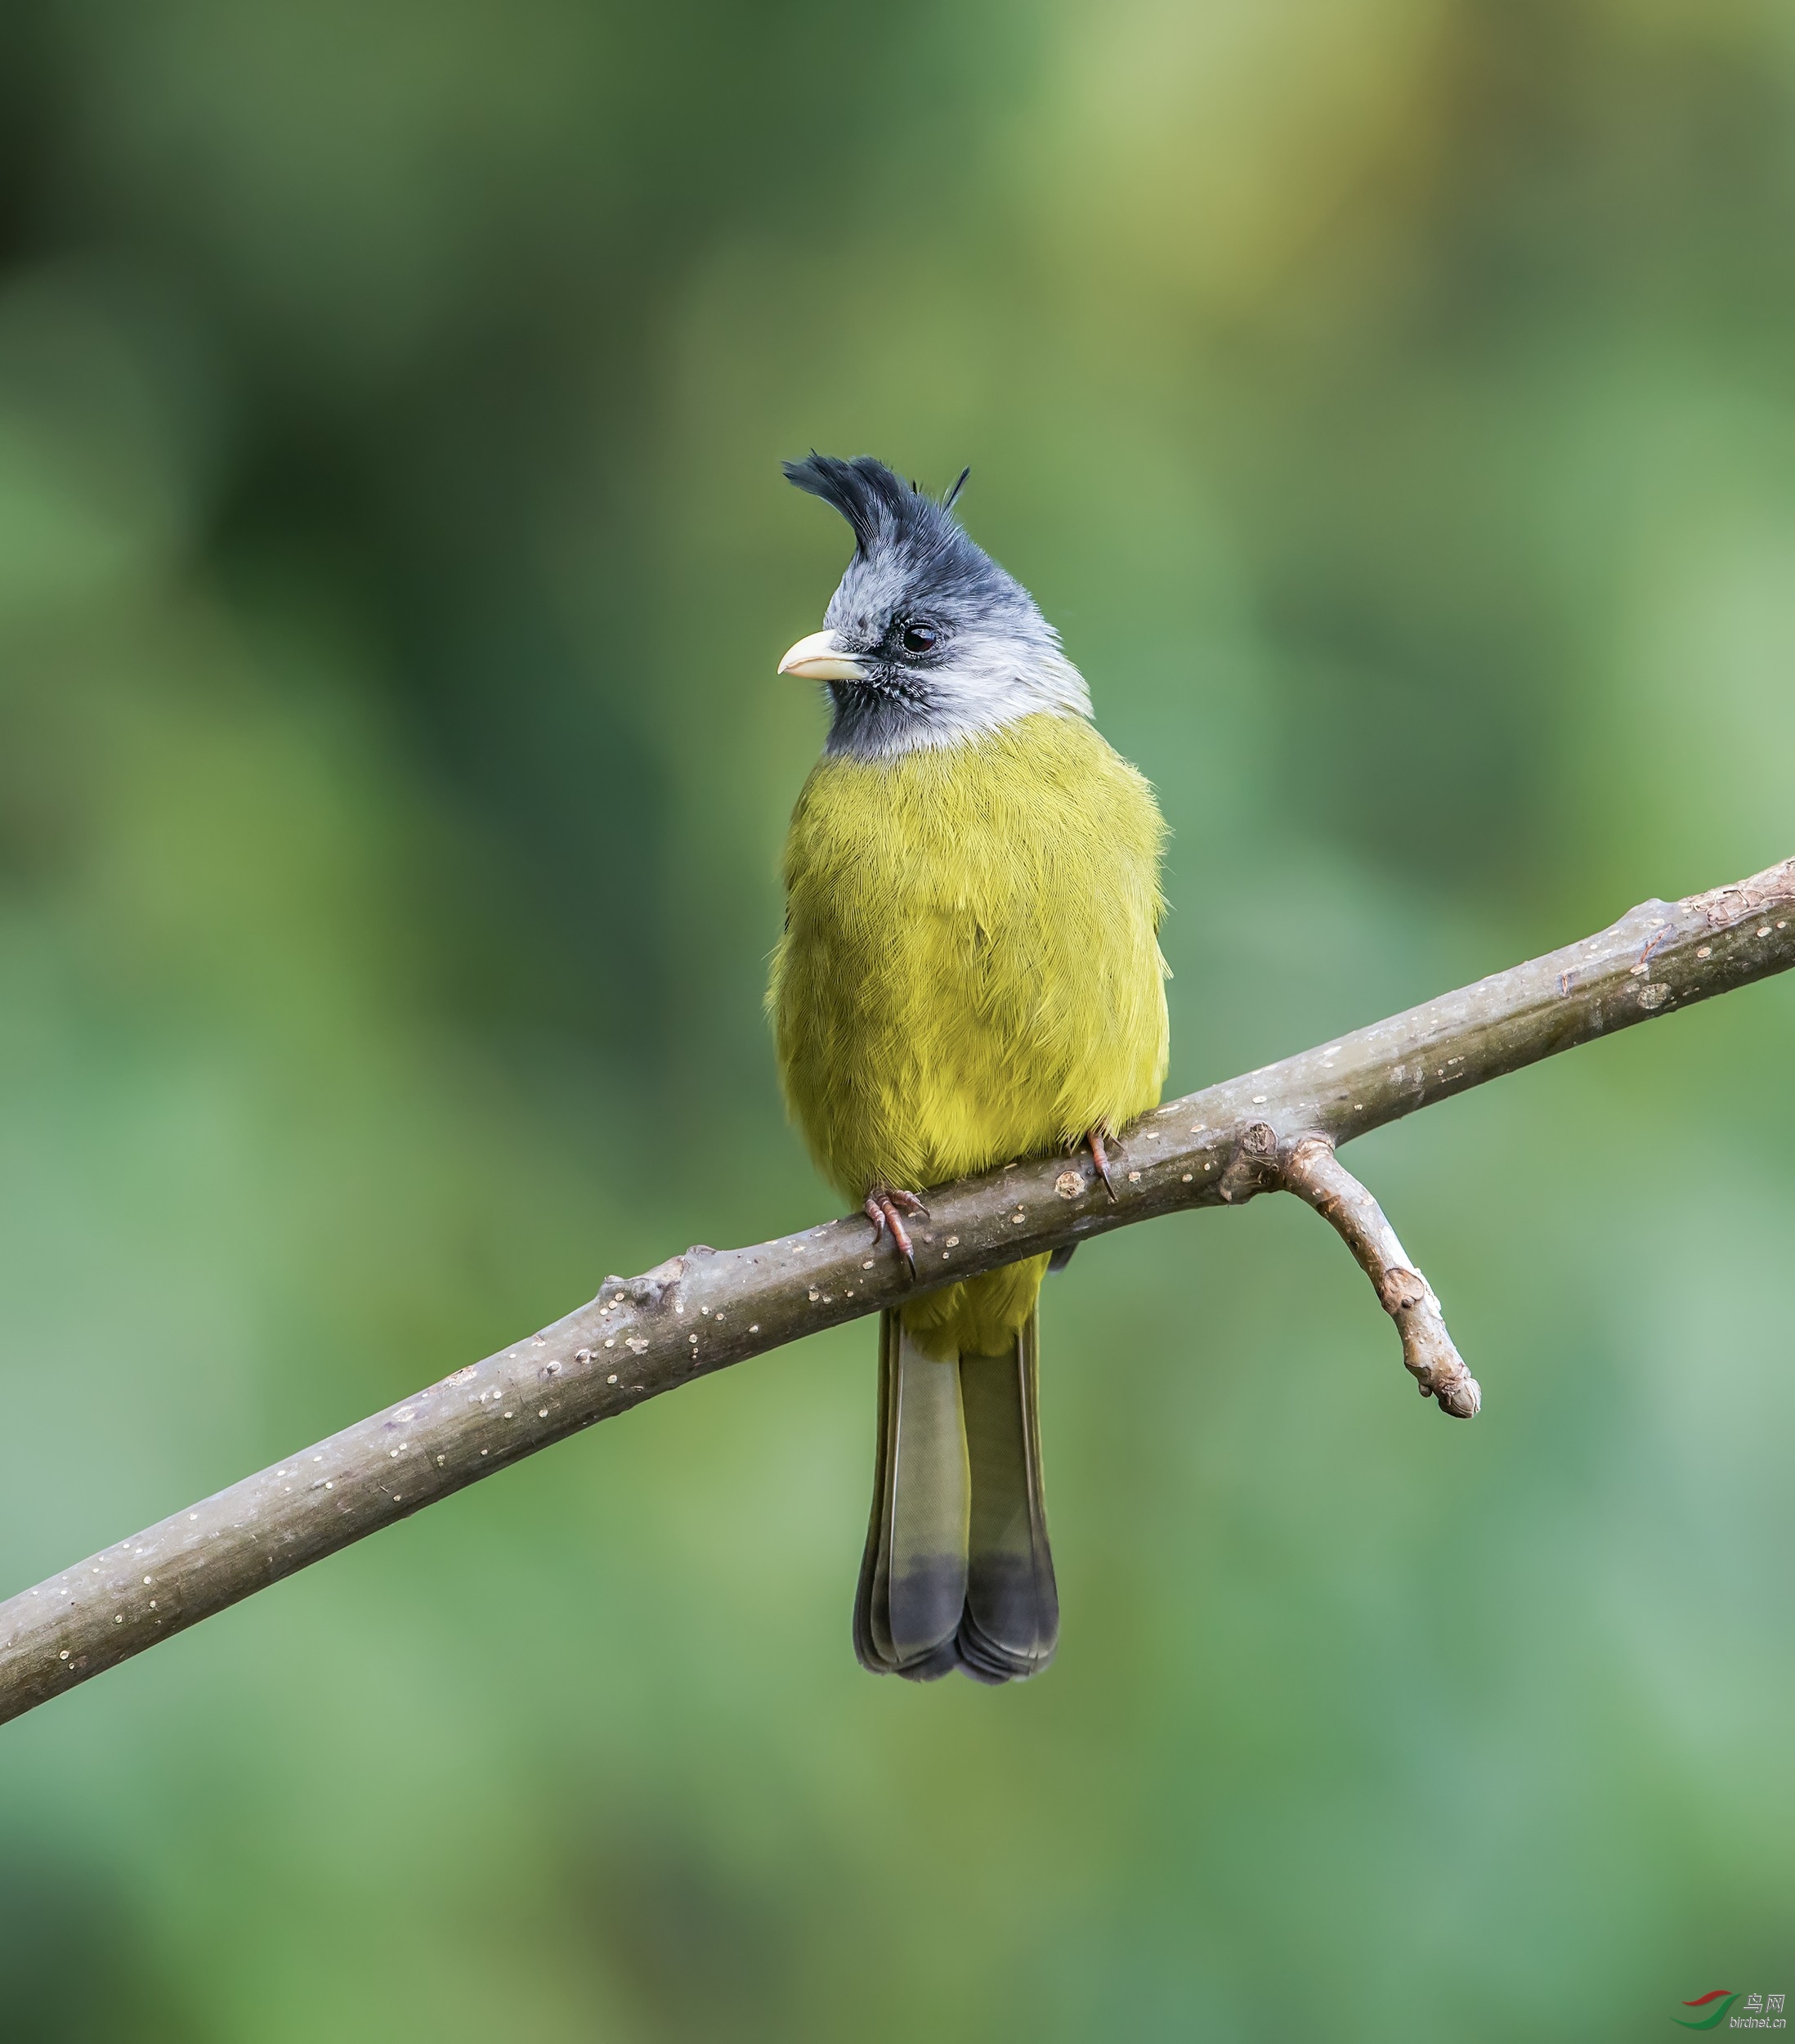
[2,857,1790,1727]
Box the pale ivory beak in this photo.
[777,629,866,682]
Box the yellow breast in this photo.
[770,710,1170,1204]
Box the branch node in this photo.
[1376,1267,1427,1315]
[1217,1121,1279,1204]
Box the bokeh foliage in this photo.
[0,0,1791,2036]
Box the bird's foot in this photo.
[865,1187,929,1278]
[1084,1127,1118,1203]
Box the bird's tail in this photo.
[853,1307,1058,1683]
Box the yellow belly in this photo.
[770,711,1169,1353]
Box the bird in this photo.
[768,455,1169,1683]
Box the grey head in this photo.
[778,454,1090,760]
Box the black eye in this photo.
[900,621,938,655]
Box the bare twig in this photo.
[1,856,1791,1727]
[1213,1120,1477,1414]
[1278,1133,1480,1418]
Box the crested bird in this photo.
[770,455,1169,1682]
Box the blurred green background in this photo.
[1,0,1791,2036]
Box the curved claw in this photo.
[865,1188,928,1278]
[1086,1128,1118,1203]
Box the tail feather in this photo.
[849,1316,893,1674]
[854,1307,1058,1683]
[957,1315,1058,1681]
[855,1312,969,1679]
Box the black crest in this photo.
[783,454,968,557]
